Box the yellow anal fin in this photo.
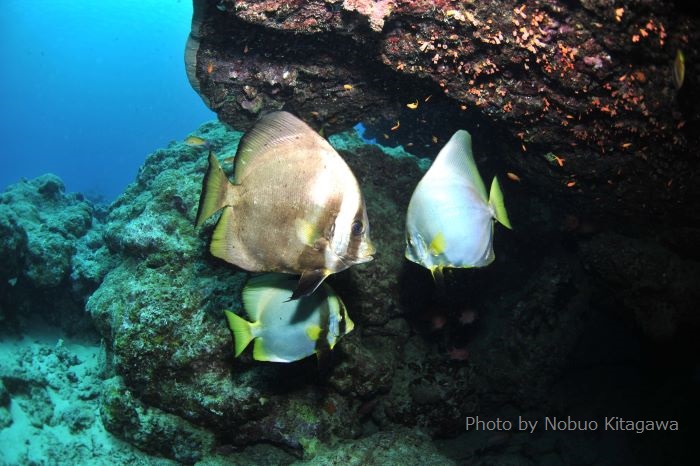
[253,338,288,362]
[431,266,447,301]
[195,151,234,227]
[210,206,237,262]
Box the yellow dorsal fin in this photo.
[429,232,446,256]
[195,151,233,227]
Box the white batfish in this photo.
[405,130,511,278]
[225,273,354,362]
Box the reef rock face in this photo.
[0,174,110,332]
[187,0,700,225]
[84,121,454,462]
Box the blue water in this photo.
[0,0,215,201]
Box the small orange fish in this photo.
[553,155,565,167]
[391,121,400,131]
[566,180,577,188]
[614,7,624,22]
[343,84,354,90]
[506,172,521,182]
[206,62,214,74]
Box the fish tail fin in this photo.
[195,151,234,227]
[224,310,254,357]
[489,176,512,229]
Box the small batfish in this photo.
[196,111,374,299]
[405,130,511,279]
[225,273,354,362]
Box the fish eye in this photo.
[351,220,364,236]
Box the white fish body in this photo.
[224,274,354,363]
[405,130,511,274]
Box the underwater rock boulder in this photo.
[0,175,88,288]
[0,174,108,331]
[300,427,456,466]
[100,376,215,464]
[85,121,427,460]
[187,0,700,225]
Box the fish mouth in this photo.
[357,240,376,262]
[354,254,374,264]
[337,241,375,267]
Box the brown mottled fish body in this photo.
[196,111,374,299]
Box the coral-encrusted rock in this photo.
[187,0,700,225]
[100,376,215,464]
[0,175,91,288]
[301,427,456,466]
[85,121,426,460]
[0,174,107,331]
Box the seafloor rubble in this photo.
[1,120,698,464]
[187,0,700,228]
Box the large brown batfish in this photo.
[196,111,374,299]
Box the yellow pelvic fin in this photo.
[306,324,322,342]
[429,232,447,256]
[291,269,330,300]
[431,266,447,300]
[195,151,234,227]
[224,310,254,357]
[489,176,512,229]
